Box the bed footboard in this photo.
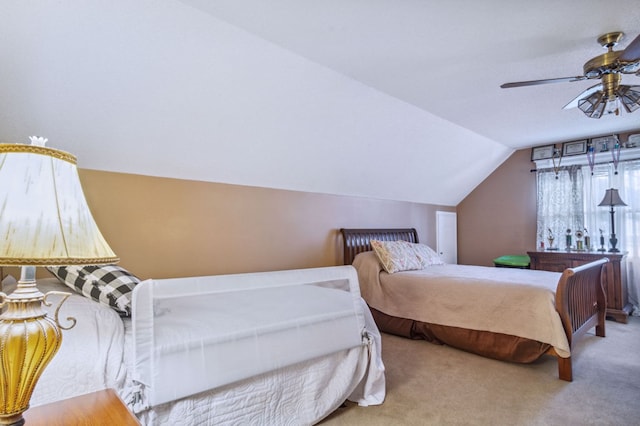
[553,257,608,381]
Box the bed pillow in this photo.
[370,240,423,273]
[46,264,140,316]
[403,241,445,267]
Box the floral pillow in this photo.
[403,241,445,267]
[370,240,423,273]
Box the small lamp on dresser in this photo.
[0,138,118,426]
[598,188,627,253]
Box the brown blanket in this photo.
[353,251,570,357]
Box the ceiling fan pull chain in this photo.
[586,143,596,175]
[611,137,621,175]
[552,147,562,179]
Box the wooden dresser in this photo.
[527,250,632,323]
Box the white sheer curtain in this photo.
[536,166,584,250]
[615,160,640,310]
[579,162,639,312]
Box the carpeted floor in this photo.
[320,316,640,425]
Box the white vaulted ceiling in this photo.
[180,0,640,146]
[0,1,639,205]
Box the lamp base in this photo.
[0,413,25,426]
[0,266,74,425]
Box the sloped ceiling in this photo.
[181,0,640,147]
[1,1,639,206]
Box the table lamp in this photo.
[0,138,118,425]
[598,188,627,253]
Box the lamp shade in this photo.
[598,188,627,207]
[0,143,118,266]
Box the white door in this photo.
[436,211,457,264]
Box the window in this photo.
[536,161,639,312]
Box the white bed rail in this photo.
[132,266,370,408]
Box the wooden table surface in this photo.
[23,388,139,426]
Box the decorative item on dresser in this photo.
[598,188,627,252]
[527,250,631,323]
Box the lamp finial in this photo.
[28,136,48,147]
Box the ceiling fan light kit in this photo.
[578,91,607,118]
[502,31,640,119]
[617,85,640,112]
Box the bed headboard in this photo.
[340,228,418,265]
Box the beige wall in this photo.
[49,170,454,280]
[457,149,537,266]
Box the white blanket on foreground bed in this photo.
[25,268,385,426]
[29,278,127,401]
[353,251,570,357]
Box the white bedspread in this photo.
[353,251,571,357]
[26,272,384,425]
[127,309,383,425]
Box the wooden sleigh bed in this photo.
[340,228,609,381]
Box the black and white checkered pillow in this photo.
[46,265,140,316]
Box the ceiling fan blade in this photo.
[562,83,602,110]
[619,33,640,62]
[500,76,586,89]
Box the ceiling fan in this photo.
[501,31,640,118]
